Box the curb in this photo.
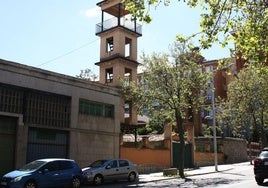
[138,167,234,183]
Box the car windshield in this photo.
[89,160,108,168]
[259,151,268,158]
[18,160,46,171]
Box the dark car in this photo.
[254,149,268,185]
[0,158,82,188]
[82,159,138,185]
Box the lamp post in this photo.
[205,65,218,172]
[205,62,235,172]
[211,76,218,171]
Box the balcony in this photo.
[96,17,142,36]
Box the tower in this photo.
[95,0,142,126]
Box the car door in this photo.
[39,161,61,187]
[118,160,131,179]
[104,160,121,181]
[56,160,74,187]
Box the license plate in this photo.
[265,162,268,165]
[0,181,7,186]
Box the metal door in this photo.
[0,116,16,177]
[27,128,68,162]
[172,142,193,168]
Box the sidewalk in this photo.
[138,162,245,183]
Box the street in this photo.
[81,162,267,188]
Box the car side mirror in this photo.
[106,165,111,169]
[42,169,49,174]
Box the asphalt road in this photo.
[81,162,264,188]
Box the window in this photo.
[124,68,132,86]
[106,37,114,53]
[119,160,129,167]
[0,84,23,114]
[108,160,118,168]
[260,151,268,158]
[205,65,213,72]
[125,37,131,57]
[42,161,60,172]
[79,99,114,118]
[60,161,73,170]
[0,84,71,127]
[106,68,113,83]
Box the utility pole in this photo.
[211,76,218,171]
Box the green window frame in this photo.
[79,99,114,118]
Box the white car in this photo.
[82,159,138,185]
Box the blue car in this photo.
[0,158,82,188]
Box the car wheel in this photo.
[71,177,81,188]
[128,172,136,182]
[24,180,37,188]
[93,174,103,185]
[255,177,264,185]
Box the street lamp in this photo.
[205,67,218,172]
[211,76,218,171]
[204,62,235,172]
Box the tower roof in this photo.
[97,0,129,17]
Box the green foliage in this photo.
[217,65,268,144]
[121,40,211,177]
[123,0,268,66]
[137,125,152,135]
[122,41,210,124]
[201,123,212,137]
[147,111,166,134]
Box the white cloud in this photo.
[81,7,100,18]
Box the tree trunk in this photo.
[176,115,185,178]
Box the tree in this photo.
[121,41,211,177]
[123,0,268,66]
[217,65,268,146]
[76,68,98,81]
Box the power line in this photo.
[37,39,99,67]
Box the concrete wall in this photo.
[194,137,248,166]
[0,59,121,168]
[223,137,248,163]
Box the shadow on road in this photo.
[81,177,238,188]
[182,177,237,187]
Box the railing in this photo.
[96,17,142,35]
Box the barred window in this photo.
[0,85,23,114]
[79,99,114,118]
[24,92,71,128]
[0,84,71,128]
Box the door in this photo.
[57,160,74,186]
[172,142,193,168]
[27,128,68,163]
[39,161,61,187]
[104,160,121,181]
[118,159,132,179]
[0,116,16,177]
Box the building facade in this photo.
[0,59,121,177]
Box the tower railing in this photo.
[96,17,142,35]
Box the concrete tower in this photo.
[95,0,142,127]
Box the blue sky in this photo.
[0,0,232,77]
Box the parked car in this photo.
[0,158,82,188]
[254,148,268,185]
[82,159,138,185]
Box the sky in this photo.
[0,0,232,77]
